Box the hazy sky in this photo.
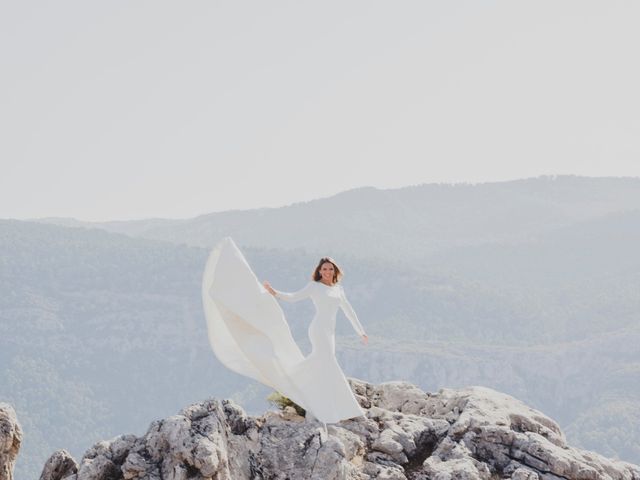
[1,1,639,221]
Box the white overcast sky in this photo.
[1,1,639,221]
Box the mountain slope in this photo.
[4,175,640,476]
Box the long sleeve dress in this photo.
[201,236,367,424]
[273,281,367,422]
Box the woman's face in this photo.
[320,262,335,283]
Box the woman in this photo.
[263,257,369,422]
[201,237,368,430]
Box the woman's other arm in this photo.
[339,286,367,340]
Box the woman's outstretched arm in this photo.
[269,281,315,302]
[339,286,367,337]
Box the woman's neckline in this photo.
[317,280,337,288]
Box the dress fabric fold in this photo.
[201,236,366,423]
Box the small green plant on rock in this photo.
[266,390,306,417]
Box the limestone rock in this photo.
[34,381,640,480]
[38,449,78,480]
[0,403,22,480]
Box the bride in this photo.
[201,237,368,429]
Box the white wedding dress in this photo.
[201,236,367,424]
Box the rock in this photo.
[509,467,540,480]
[31,381,640,480]
[0,403,22,480]
[38,449,78,480]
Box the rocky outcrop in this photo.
[0,403,22,480]
[38,449,78,480]
[33,380,640,480]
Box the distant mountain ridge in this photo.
[33,175,640,265]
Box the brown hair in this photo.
[312,257,343,285]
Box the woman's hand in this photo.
[263,280,276,296]
[361,334,368,345]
